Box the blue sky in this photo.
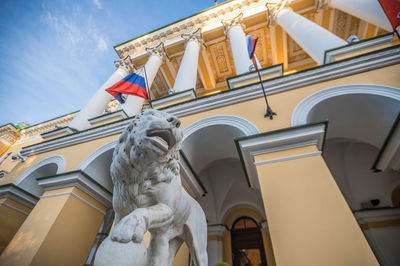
[0,0,224,126]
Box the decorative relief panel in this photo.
[209,42,233,80]
[332,10,348,39]
[247,27,272,67]
[287,11,314,64]
[150,71,169,99]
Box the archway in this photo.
[14,155,65,197]
[77,141,116,193]
[182,115,264,224]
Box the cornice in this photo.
[37,170,112,208]
[235,121,327,189]
[0,184,39,209]
[19,46,400,157]
[207,224,229,236]
[115,0,266,59]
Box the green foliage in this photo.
[215,262,230,266]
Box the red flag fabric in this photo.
[378,0,400,30]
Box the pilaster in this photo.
[207,224,228,266]
[0,171,112,266]
[0,184,38,253]
[236,122,379,266]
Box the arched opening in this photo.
[182,116,265,225]
[78,141,116,193]
[231,216,267,266]
[14,155,65,197]
[292,84,400,264]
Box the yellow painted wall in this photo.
[0,198,32,254]
[172,243,190,266]
[179,64,400,133]
[256,153,379,266]
[0,134,119,186]
[0,187,106,265]
[2,64,399,188]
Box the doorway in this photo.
[231,217,267,266]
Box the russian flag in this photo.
[106,68,148,104]
[247,35,258,69]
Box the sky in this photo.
[0,0,225,126]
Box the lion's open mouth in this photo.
[146,128,176,152]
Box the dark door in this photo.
[231,217,267,266]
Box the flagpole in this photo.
[142,65,153,109]
[254,63,276,119]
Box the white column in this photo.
[207,225,227,266]
[276,8,347,65]
[327,0,393,32]
[69,66,129,131]
[172,29,202,93]
[121,44,164,116]
[223,14,254,75]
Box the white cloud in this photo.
[93,0,102,9]
[41,7,108,54]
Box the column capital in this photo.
[222,12,245,35]
[265,1,292,26]
[181,28,203,45]
[145,42,167,61]
[207,224,228,237]
[114,55,134,73]
[315,0,330,13]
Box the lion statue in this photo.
[94,109,208,266]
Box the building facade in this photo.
[1,0,400,265]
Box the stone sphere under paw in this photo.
[94,236,147,266]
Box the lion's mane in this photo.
[110,110,182,213]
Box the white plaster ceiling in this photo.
[308,93,400,148]
[181,124,246,174]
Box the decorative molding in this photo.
[162,46,400,117]
[150,89,197,109]
[265,1,294,26]
[291,84,400,126]
[354,208,400,225]
[14,155,66,185]
[235,122,327,189]
[179,150,207,198]
[20,119,131,157]
[372,112,400,172]
[0,184,39,209]
[41,191,106,215]
[183,115,260,141]
[37,170,112,208]
[88,110,128,126]
[19,46,400,157]
[253,151,322,165]
[115,0,266,59]
[181,28,203,45]
[146,42,168,61]
[0,202,29,216]
[40,127,76,139]
[114,55,134,73]
[207,224,228,236]
[324,33,394,64]
[77,140,117,171]
[222,12,245,35]
[227,64,283,89]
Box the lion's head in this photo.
[111,109,183,187]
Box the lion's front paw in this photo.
[111,214,147,243]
